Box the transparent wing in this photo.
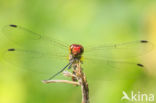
[2,48,69,78]
[2,24,70,78]
[83,58,146,81]
[2,24,152,80]
[2,24,69,49]
[83,40,153,81]
[84,40,153,60]
[4,48,68,60]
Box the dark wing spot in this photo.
[137,64,144,67]
[8,48,16,51]
[9,24,17,28]
[140,40,148,43]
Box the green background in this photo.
[0,0,156,103]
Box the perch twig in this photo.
[75,62,89,103]
[42,62,89,103]
[42,80,80,85]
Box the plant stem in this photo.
[42,62,90,103]
[75,62,89,103]
[42,80,80,85]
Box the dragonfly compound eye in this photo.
[70,44,84,56]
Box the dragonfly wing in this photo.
[2,25,40,45]
[84,40,153,60]
[83,40,151,81]
[2,24,71,79]
[83,58,145,81]
[2,47,69,76]
[2,24,69,49]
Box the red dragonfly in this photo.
[2,24,153,80]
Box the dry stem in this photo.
[42,80,80,85]
[42,62,89,103]
[75,62,89,103]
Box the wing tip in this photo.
[140,40,148,43]
[9,24,17,28]
[8,48,16,51]
[137,63,144,67]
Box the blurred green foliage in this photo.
[0,0,156,103]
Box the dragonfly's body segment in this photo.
[47,44,84,80]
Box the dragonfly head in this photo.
[69,44,84,58]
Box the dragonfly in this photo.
[2,24,153,80]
